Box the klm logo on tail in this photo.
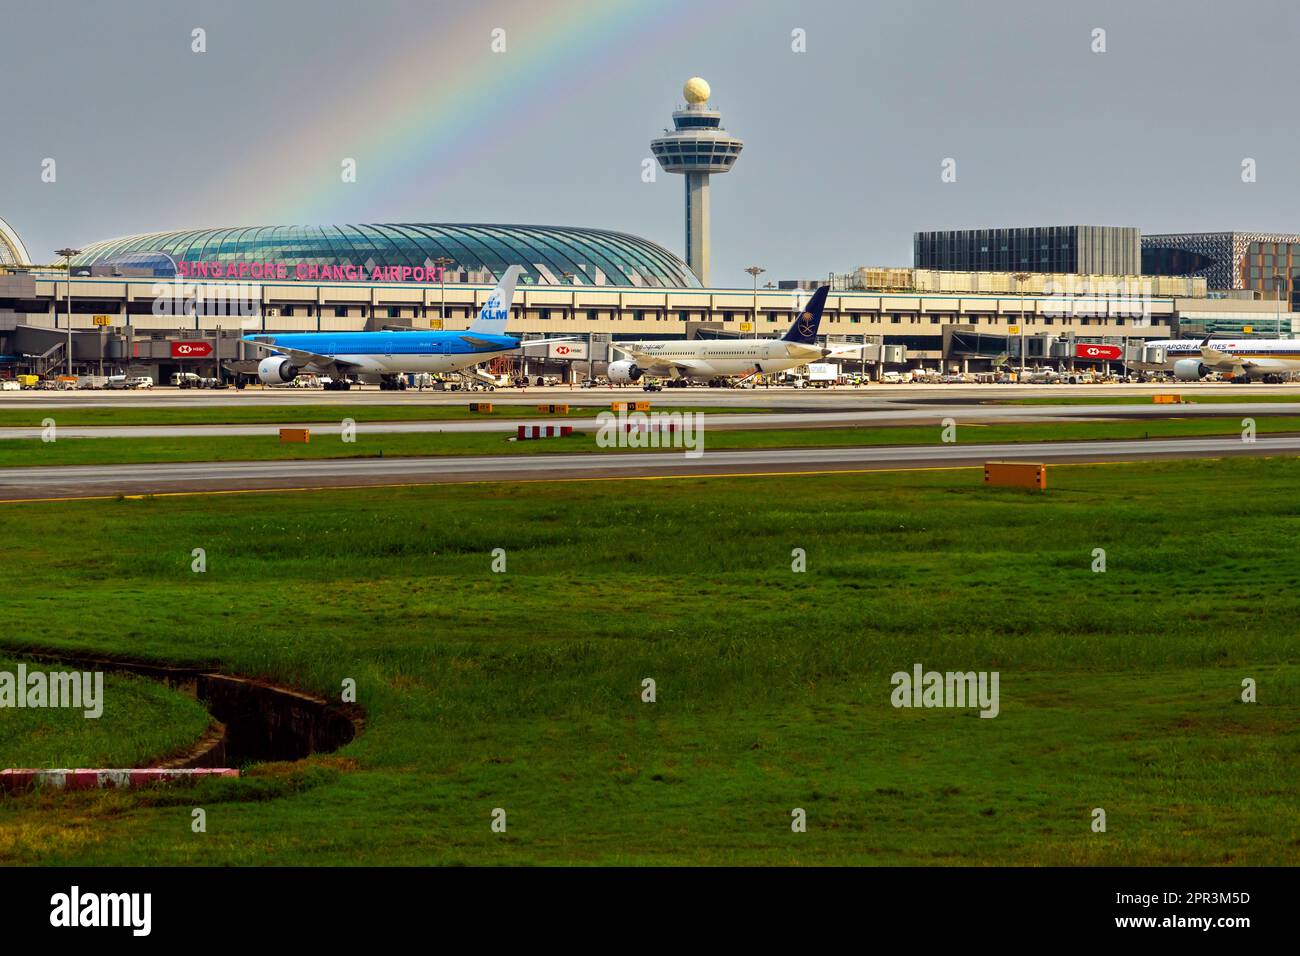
[468,265,523,334]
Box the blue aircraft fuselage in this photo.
[244,329,523,376]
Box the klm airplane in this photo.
[244,265,558,389]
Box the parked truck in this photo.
[805,362,839,387]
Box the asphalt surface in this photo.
[1,435,1295,501]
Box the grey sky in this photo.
[2,0,1298,288]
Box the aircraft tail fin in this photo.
[468,265,524,334]
[781,286,830,344]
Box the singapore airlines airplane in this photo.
[606,286,861,386]
[1149,336,1300,383]
[244,266,565,389]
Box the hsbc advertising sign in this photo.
[1075,343,1123,361]
[546,341,589,360]
[171,341,213,359]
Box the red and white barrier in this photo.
[624,422,680,433]
[516,425,573,440]
[0,768,239,792]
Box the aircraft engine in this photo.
[606,360,643,384]
[258,356,299,385]
[1173,358,1209,382]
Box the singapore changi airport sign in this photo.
[176,261,450,282]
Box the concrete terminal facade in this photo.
[0,217,1288,381]
[0,263,1244,382]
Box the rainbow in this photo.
[206,0,735,226]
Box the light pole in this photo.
[559,272,579,383]
[1013,272,1030,379]
[1274,274,1287,336]
[745,266,765,340]
[56,248,81,376]
[433,256,454,328]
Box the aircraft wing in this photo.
[823,343,873,358]
[458,335,504,350]
[609,344,710,378]
[1200,345,1253,369]
[456,335,582,356]
[648,358,713,378]
[245,339,358,370]
[514,337,581,350]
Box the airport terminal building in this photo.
[0,217,1289,382]
[1142,231,1300,308]
[914,226,1142,277]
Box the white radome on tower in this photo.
[683,77,711,104]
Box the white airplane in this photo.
[1149,337,1300,383]
[244,266,569,389]
[606,286,863,386]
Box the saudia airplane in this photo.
[243,265,560,389]
[1147,336,1300,383]
[606,286,863,387]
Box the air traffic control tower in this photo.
[650,77,743,286]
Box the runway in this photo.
[1,435,1295,501]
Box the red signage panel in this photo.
[1075,343,1123,360]
[171,341,213,359]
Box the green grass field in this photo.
[0,658,211,769]
[0,402,758,428]
[0,458,1297,865]
[2,414,1297,469]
